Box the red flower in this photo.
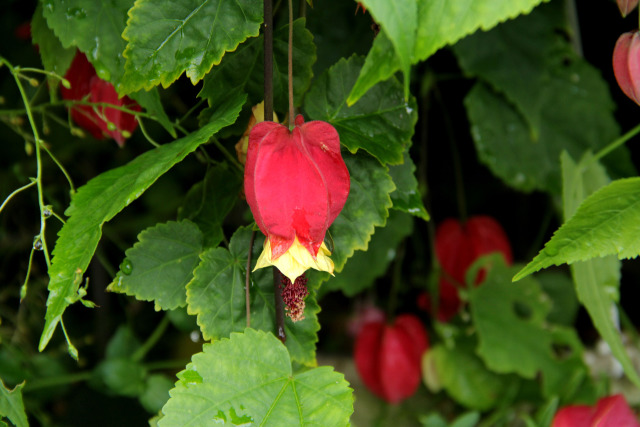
[552,394,640,427]
[354,314,429,404]
[427,216,512,321]
[613,31,640,106]
[245,115,350,282]
[61,52,140,146]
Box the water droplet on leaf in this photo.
[120,259,133,275]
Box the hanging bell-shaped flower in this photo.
[244,115,350,283]
[613,31,640,106]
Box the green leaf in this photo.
[560,152,640,388]
[389,150,429,220]
[304,55,417,165]
[320,210,412,297]
[348,0,547,104]
[424,343,506,411]
[105,325,142,359]
[513,177,640,280]
[93,358,147,397]
[456,3,632,193]
[140,374,173,414]
[159,329,353,426]
[31,3,76,87]
[108,220,204,310]
[199,18,316,113]
[177,163,242,248]
[469,256,588,397]
[39,93,245,352]
[0,380,27,427]
[41,0,175,136]
[186,226,320,366]
[536,271,579,326]
[358,0,417,100]
[120,0,263,93]
[329,153,396,273]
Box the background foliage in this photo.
[1,0,640,425]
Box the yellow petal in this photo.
[253,236,334,283]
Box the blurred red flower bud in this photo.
[426,216,512,322]
[245,115,350,283]
[61,52,140,146]
[354,313,429,404]
[617,0,639,17]
[552,394,640,427]
[14,22,31,40]
[613,31,640,106]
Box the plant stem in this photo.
[0,180,36,215]
[287,0,294,126]
[386,241,406,320]
[591,122,640,164]
[264,0,274,121]
[1,57,51,268]
[246,230,256,328]
[273,268,286,343]
[131,315,171,362]
[23,371,93,393]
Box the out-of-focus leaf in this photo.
[199,18,315,114]
[177,164,242,248]
[536,271,579,326]
[186,226,320,366]
[31,3,75,88]
[140,375,173,414]
[470,256,589,397]
[0,380,27,427]
[105,325,142,360]
[159,329,353,426]
[304,55,416,165]
[120,0,263,92]
[93,358,147,397]
[108,220,203,310]
[39,93,244,352]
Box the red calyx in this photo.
[61,52,140,146]
[426,215,512,322]
[613,31,640,106]
[552,394,640,427]
[354,313,429,404]
[244,115,350,260]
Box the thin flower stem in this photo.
[137,119,161,148]
[211,137,243,171]
[176,97,206,126]
[287,0,294,126]
[23,371,93,393]
[19,246,36,301]
[1,57,51,268]
[0,180,36,215]
[40,141,76,194]
[264,0,274,121]
[591,122,640,165]
[131,315,171,362]
[273,268,286,343]
[15,66,69,85]
[246,230,256,328]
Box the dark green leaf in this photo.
[320,211,412,297]
[108,220,203,310]
[186,226,320,366]
[39,93,244,352]
[0,380,27,427]
[304,55,417,165]
[140,375,173,414]
[105,325,142,360]
[94,358,147,397]
[159,329,353,426]
[536,271,579,326]
[31,3,75,87]
[199,18,316,114]
[389,150,429,220]
[120,0,263,93]
[177,164,242,248]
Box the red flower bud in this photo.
[617,0,639,17]
[552,394,640,427]
[61,52,140,146]
[613,31,640,106]
[354,313,429,404]
[428,216,512,322]
[245,115,350,282]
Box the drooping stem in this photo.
[273,268,286,343]
[264,0,274,121]
[131,315,170,362]
[246,230,256,327]
[287,0,294,126]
